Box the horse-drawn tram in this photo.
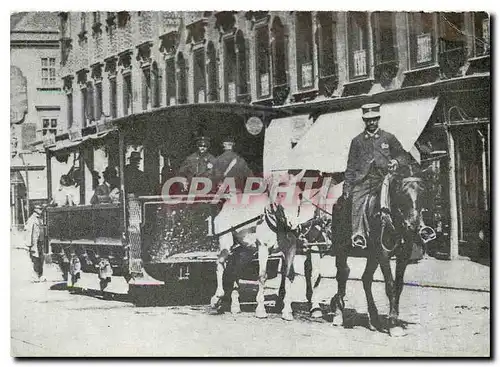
[44,97,439,333]
[44,103,288,305]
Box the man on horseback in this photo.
[343,103,409,249]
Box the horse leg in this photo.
[309,246,323,319]
[304,250,313,304]
[379,250,399,334]
[281,245,297,321]
[390,241,413,337]
[362,252,380,331]
[255,242,269,319]
[231,280,241,314]
[331,245,350,326]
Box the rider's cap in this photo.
[129,151,142,161]
[196,136,210,147]
[362,103,381,120]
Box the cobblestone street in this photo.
[11,243,490,357]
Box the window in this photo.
[109,77,117,118]
[67,92,73,128]
[42,118,57,136]
[207,41,218,102]
[41,58,57,87]
[224,36,237,102]
[142,67,152,110]
[408,12,436,69]
[255,25,270,98]
[81,12,86,33]
[193,48,206,103]
[347,12,370,79]
[372,12,397,66]
[165,58,176,106]
[94,81,103,119]
[177,53,188,104]
[235,31,248,99]
[123,73,132,115]
[473,12,490,56]
[271,17,288,88]
[317,13,337,79]
[86,82,94,123]
[81,85,87,127]
[151,62,161,108]
[295,12,314,90]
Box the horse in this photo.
[210,170,310,321]
[329,166,436,337]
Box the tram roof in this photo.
[112,103,284,128]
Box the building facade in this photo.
[10,12,64,228]
[56,11,490,259]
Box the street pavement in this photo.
[11,230,490,357]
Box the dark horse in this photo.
[329,166,435,337]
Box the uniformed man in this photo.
[343,103,409,249]
[125,151,146,196]
[178,136,216,191]
[213,136,253,193]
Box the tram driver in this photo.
[178,136,216,192]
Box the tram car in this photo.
[44,103,291,305]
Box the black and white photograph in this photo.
[9,9,491,357]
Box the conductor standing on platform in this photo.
[213,136,253,193]
[343,103,409,249]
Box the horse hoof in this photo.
[281,312,294,321]
[310,309,323,319]
[210,295,222,310]
[255,308,268,319]
[331,313,343,326]
[390,326,407,337]
[231,306,241,315]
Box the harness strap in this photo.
[212,215,262,238]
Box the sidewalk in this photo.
[293,255,490,293]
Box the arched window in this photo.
[271,17,288,89]
[206,41,218,102]
[177,52,188,104]
[295,12,314,90]
[235,30,248,100]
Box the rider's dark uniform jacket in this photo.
[343,129,409,196]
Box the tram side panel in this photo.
[46,204,126,276]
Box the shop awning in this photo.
[275,97,438,173]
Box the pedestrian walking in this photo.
[24,205,46,282]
